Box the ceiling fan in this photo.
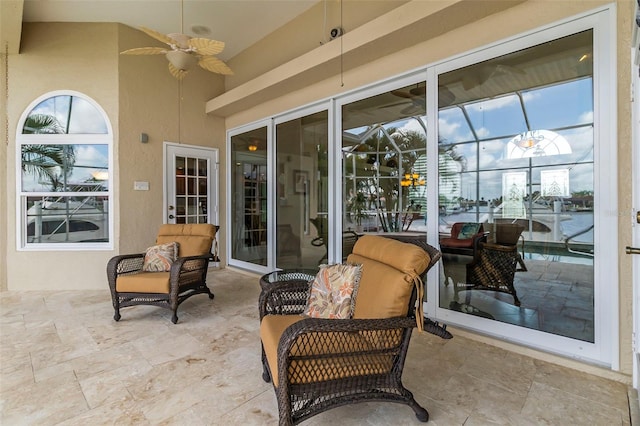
[120,1,233,80]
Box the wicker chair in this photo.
[494,223,527,271]
[107,224,218,324]
[465,241,521,306]
[259,235,446,425]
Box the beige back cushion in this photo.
[155,224,217,257]
[347,235,430,319]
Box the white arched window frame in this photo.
[16,90,114,250]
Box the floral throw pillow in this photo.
[142,242,179,272]
[302,263,362,319]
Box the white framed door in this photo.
[164,142,219,225]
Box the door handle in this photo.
[627,246,640,255]
[169,214,175,219]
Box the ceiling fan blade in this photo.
[168,62,188,80]
[391,90,412,99]
[189,38,225,56]
[198,56,234,75]
[138,26,175,45]
[120,47,167,55]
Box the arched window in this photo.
[16,91,113,249]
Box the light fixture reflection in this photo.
[507,130,571,159]
[401,172,425,187]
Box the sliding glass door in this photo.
[230,126,268,268]
[429,11,616,365]
[437,30,596,342]
[274,109,329,269]
[228,9,615,365]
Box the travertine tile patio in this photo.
[0,268,631,425]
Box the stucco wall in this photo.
[4,23,226,291]
[6,23,119,291]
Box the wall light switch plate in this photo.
[134,181,149,191]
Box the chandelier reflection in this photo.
[401,172,425,187]
[506,129,571,159]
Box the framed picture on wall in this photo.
[294,170,308,194]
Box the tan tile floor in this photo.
[0,268,631,425]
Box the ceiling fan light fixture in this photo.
[166,50,197,71]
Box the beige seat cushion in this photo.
[347,235,430,319]
[260,315,393,388]
[156,224,217,257]
[116,272,170,293]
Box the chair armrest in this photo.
[169,253,211,278]
[282,316,416,338]
[278,316,416,357]
[167,254,212,295]
[106,253,145,293]
[259,280,310,320]
[470,232,489,257]
[171,254,211,272]
[107,253,145,277]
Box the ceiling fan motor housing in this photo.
[166,50,198,71]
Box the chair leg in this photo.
[403,388,429,422]
[262,364,271,383]
[113,297,121,321]
[261,347,271,382]
[412,404,429,422]
[171,311,178,324]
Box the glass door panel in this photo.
[437,30,595,342]
[342,83,428,242]
[230,127,268,266]
[173,154,208,224]
[275,111,328,269]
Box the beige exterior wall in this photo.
[6,23,119,291]
[4,23,225,291]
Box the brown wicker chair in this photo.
[259,235,446,425]
[465,241,521,306]
[107,224,218,324]
[494,223,527,271]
